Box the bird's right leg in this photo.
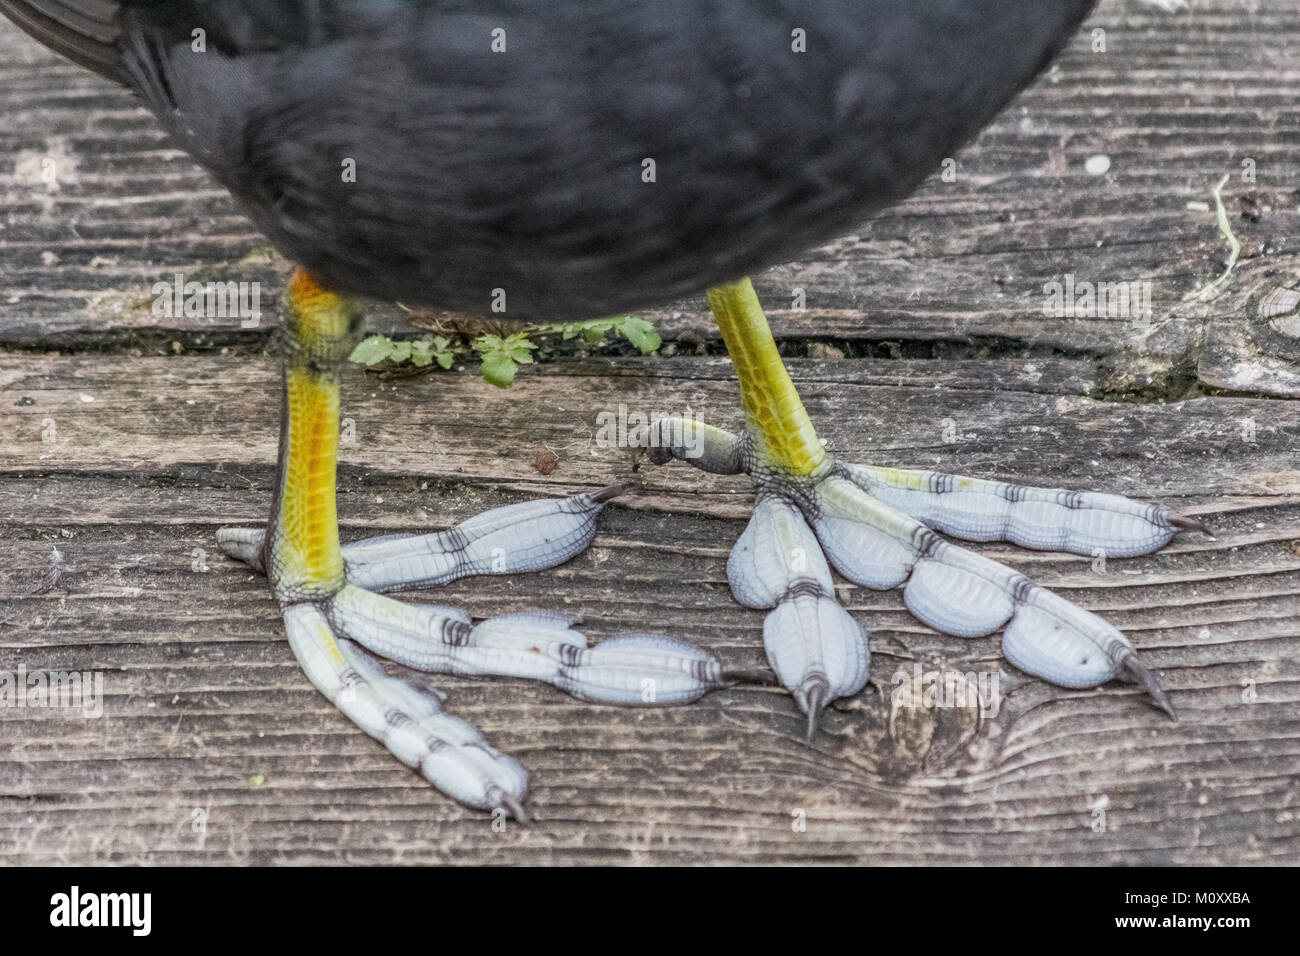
[640,279,1189,736]
[218,270,729,818]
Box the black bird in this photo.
[1,0,1200,817]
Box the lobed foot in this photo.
[641,418,1207,728]
[219,489,730,817]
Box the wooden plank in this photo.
[3,354,1298,504]
[1,0,1296,392]
[1,355,1298,863]
[1199,283,1300,399]
[0,479,1296,864]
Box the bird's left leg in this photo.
[217,270,729,817]
[643,278,1197,733]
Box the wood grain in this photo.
[0,0,1297,864]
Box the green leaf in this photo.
[349,334,400,366]
[479,349,519,387]
[504,332,537,364]
[351,333,462,374]
[472,334,505,356]
[429,335,457,369]
[537,316,661,354]
[542,318,614,344]
[617,316,661,353]
[408,339,434,367]
[473,334,522,387]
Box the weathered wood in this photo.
[1,0,1298,864]
[2,353,1298,864]
[3,355,1298,504]
[1,469,1297,864]
[2,0,1298,395]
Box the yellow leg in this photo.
[264,269,364,601]
[707,278,827,476]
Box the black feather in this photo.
[0,0,122,80]
[2,1,1100,320]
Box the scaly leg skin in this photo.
[217,270,730,819]
[641,278,1207,733]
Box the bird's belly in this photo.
[145,1,1096,320]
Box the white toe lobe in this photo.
[810,476,918,589]
[763,591,870,703]
[1001,588,1132,688]
[284,603,529,813]
[903,547,1016,638]
[343,492,606,591]
[727,495,833,608]
[846,465,1181,558]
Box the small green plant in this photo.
[1184,173,1241,304]
[349,316,661,388]
[349,334,457,370]
[540,315,661,353]
[473,332,537,387]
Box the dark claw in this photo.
[499,793,530,824]
[1170,514,1211,535]
[626,425,651,473]
[1120,654,1177,721]
[801,682,827,744]
[215,528,267,572]
[590,483,626,504]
